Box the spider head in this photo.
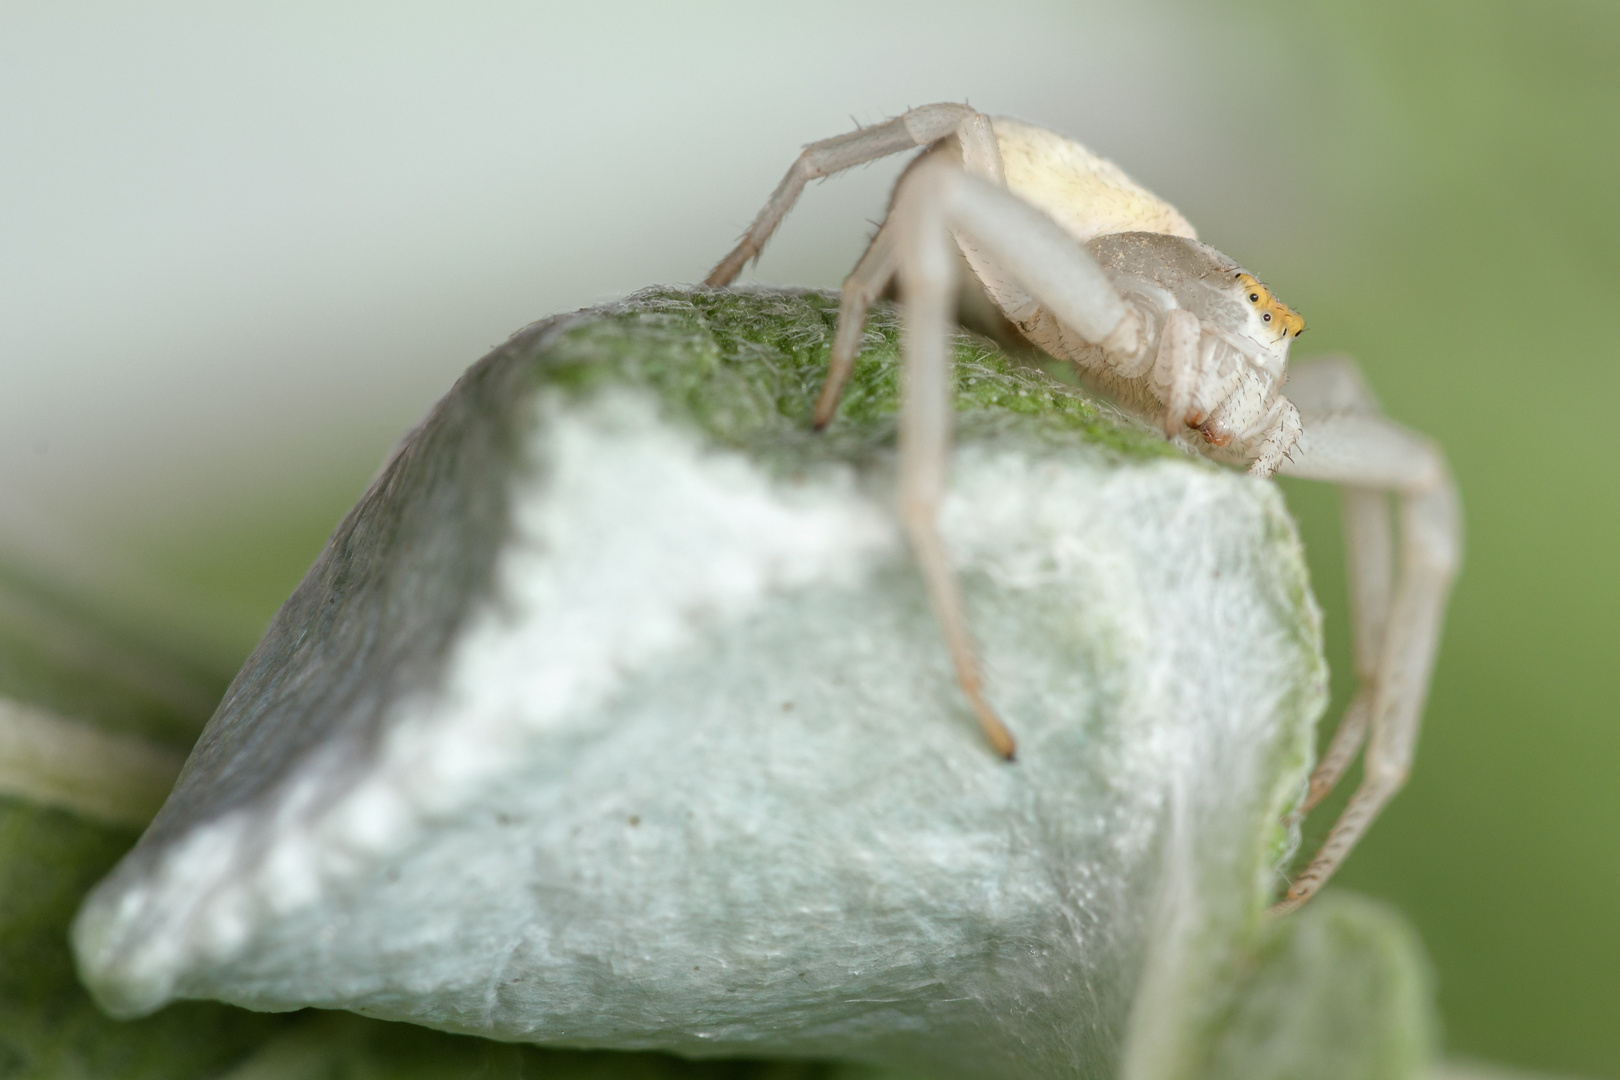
[1234,272,1305,341]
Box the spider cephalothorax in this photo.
[1071,231,1301,457]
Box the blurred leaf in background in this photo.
[0,570,286,1075]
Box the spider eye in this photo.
[1263,312,1272,322]
[1249,293,1260,302]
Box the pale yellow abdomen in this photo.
[991,117,1196,243]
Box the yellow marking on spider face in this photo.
[990,117,1197,244]
[1235,272,1305,338]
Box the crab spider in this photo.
[705,104,1460,913]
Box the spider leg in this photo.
[815,113,1006,427]
[896,162,1138,348]
[1299,481,1391,812]
[890,182,1015,758]
[1243,395,1305,479]
[814,216,900,428]
[705,103,999,288]
[1154,309,1208,436]
[883,158,1144,759]
[1282,359,1395,815]
[1271,357,1462,912]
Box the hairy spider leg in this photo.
[1273,357,1462,912]
[706,104,1002,288]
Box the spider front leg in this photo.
[850,157,1148,759]
[1272,357,1462,912]
[706,103,1004,288]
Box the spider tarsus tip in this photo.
[986,729,1017,761]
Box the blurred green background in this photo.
[1258,3,1620,1076]
[2,1,1615,1076]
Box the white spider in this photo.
[705,103,1461,912]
